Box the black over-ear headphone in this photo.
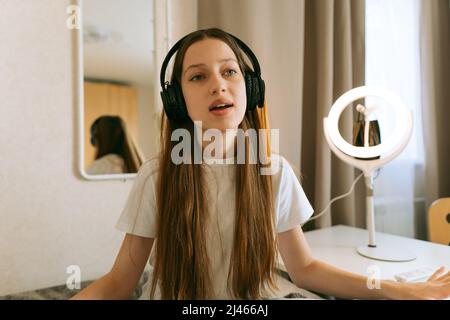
[160,31,265,122]
[90,117,100,147]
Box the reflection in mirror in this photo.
[80,0,157,179]
[86,114,144,175]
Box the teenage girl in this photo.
[72,28,450,300]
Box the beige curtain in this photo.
[420,0,450,213]
[198,0,366,230]
[198,0,308,170]
[301,0,366,230]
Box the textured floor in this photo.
[0,281,94,300]
[0,272,148,300]
[0,270,326,300]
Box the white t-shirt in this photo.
[115,153,316,299]
[86,154,126,175]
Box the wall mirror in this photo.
[77,0,160,180]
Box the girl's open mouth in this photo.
[209,104,233,116]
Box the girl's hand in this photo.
[394,266,450,300]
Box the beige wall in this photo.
[136,84,158,159]
[0,0,197,296]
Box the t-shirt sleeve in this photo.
[115,160,158,238]
[275,156,314,233]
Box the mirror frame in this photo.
[76,0,159,181]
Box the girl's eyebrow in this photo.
[183,58,238,76]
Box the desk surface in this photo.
[296,225,450,281]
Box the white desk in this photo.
[298,225,450,281]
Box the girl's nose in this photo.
[209,76,226,95]
[210,87,226,95]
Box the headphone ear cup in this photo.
[90,125,97,147]
[160,86,174,119]
[172,81,188,121]
[257,77,265,108]
[161,82,188,121]
[245,72,265,111]
[245,73,255,111]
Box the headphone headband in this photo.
[160,32,262,90]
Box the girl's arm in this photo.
[70,233,154,300]
[278,226,450,300]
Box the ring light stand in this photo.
[323,86,416,262]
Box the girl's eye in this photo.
[225,69,237,76]
[189,74,204,81]
[189,69,237,81]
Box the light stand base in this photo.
[357,245,416,262]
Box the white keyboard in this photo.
[394,267,436,283]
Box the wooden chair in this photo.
[428,198,450,246]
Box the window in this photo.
[365,0,425,238]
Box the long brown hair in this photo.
[150,28,278,299]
